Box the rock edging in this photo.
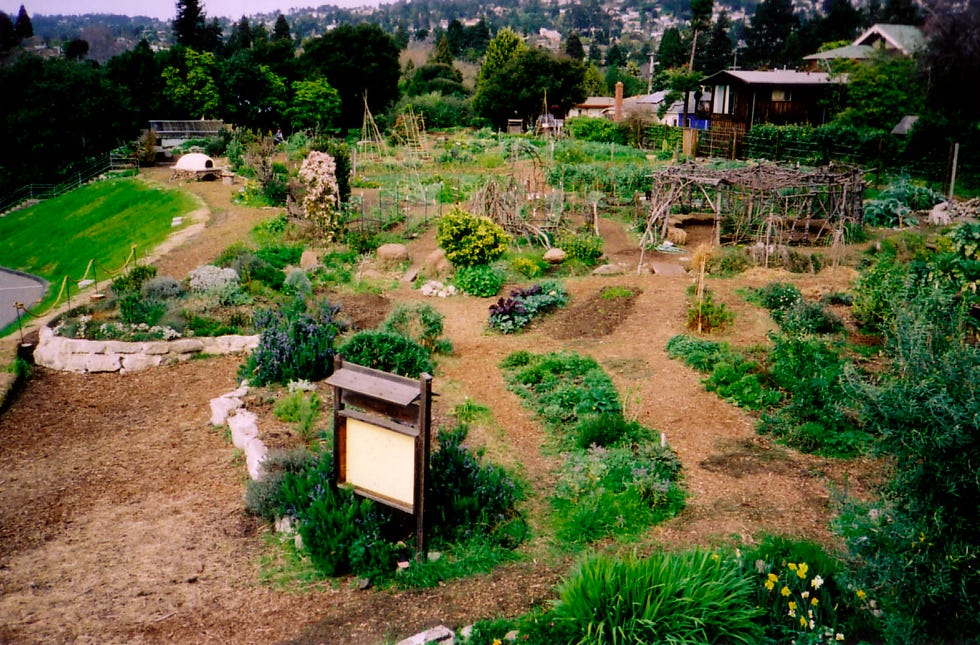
[34,325,259,373]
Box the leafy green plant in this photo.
[686,288,734,332]
[551,550,764,644]
[452,263,505,297]
[239,299,347,386]
[436,206,510,267]
[273,391,322,441]
[111,264,158,296]
[508,253,548,279]
[118,294,166,326]
[488,280,568,334]
[140,276,183,300]
[575,413,649,449]
[557,232,604,267]
[779,300,844,336]
[244,448,313,521]
[552,443,684,543]
[750,282,803,322]
[283,269,312,297]
[339,330,434,378]
[380,303,452,354]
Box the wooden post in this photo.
[416,373,432,561]
[949,142,960,202]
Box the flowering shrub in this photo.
[436,207,510,267]
[239,299,347,386]
[189,264,240,293]
[758,561,845,643]
[488,280,567,333]
[298,150,342,241]
[53,315,181,341]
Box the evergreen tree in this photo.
[477,28,526,91]
[582,62,607,95]
[588,41,603,63]
[565,32,585,60]
[173,0,205,48]
[605,42,627,67]
[273,14,291,41]
[701,11,733,75]
[226,16,254,54]
[0,11,16,52]
[817,0,863,45]
[658,27,687,69]
[431,33,454,66]
[745,0,800,69]
[881,0,923,24]
[14,4,31,40]
[63,38,89,61]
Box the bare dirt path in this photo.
[0,172,880,643]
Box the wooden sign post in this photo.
[325,356,433,560]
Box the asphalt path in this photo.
[0,267,47,331]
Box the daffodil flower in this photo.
[781,585,791,597]
[811,575,824,589]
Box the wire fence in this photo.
[0,152,138,216]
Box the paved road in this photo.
[0,267,47,332]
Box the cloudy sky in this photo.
[0,1,384,21]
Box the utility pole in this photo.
[648,52,657,94]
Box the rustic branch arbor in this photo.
[639,162,865,270]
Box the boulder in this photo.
[84,354,122,373]
[210,396,243,426]
[244,437,268,481]
[928,201,951,226]
[592,263,626,276]
[120,354,163,373]
[105,341,140,354]
[300,248,321,270]
[228,410,259,450]
[376,243,410,268]
[395,625,456,645]
[543,247,567,264]
[422,249,452,277]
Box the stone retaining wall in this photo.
[34,325,259,373]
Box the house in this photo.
[701,69,843,134]
[567,97,615,118]
[803,23,924,70]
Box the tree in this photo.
[287,78,341,133]
[300,23,401,129]
[14,4,31,41]
[881,0,923,24]
[744,0,800,69]
[564,32,585,60]
[431,33,454,66]
[477,28,527,91]
[816,0,863,45]
[446,19,465,57]
[658,27,687,70]
[273,14,291,41]
[226,16,254,54]
[404,63,467,97]
[701,11,733,75]
[919,0,980,128]
[105,39,163,123]
[582,63,607,96]
[833,53,923,127]
[173,0,205,48]
[605,42,627,67]
[220,50,287,130]
[162,48,222,118]
[0,11,17,52]
[63,38,89,61]
[474,47,586,128]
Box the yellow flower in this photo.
[765,579,775,591]
[811,575,824,590]
[811,597,819,606]
[800,616,808,628]
[801,591,810,599]
[836,633,845,641]
[797,562,809,579]
[711,553,720,562]
[788,562,798,571]
[856,589,867,600]
[493,640,502,645]
[768,573,779,582]
[788,601,797,611]
[781,586,791,597]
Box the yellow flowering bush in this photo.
[436,206,511,267]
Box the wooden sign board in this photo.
[325,357,433,558]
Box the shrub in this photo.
[508,254,547,279]
[452,263,505,297]
[139,276,183,301]
[255,245,304,269]
[779,300,844,336]
[239,299,346,386]
[557,232,604,267]
[752,282,803,322]
[339,331,434,378]
[488,280,567,334]
[111,264,158,296]
[710,246,752,276]
[283,268,312,297]
[243,448,312,521]
[380,303,451,354]
[118,294,165,326]
[436,207,510,267]
[230,253,285,291]
[564,116,629,144]
[189,265,239,293]
[551,550,763,644]
[427,425,524,545]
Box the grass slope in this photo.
[0,177,195,311]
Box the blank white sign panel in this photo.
[345,417,415,509]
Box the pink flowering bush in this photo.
[298,151,341,241]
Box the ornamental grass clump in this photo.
[239,299,346,386]
[551,550,764,644]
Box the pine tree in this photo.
[0,11,15,51]
[173,0,205,48]
[431,33,454,66]
[273,14,291,41]
[564,33,585,60]
[14,4,32,40]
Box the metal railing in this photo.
[0,153,139,216]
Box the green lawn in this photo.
[0,176,196,319]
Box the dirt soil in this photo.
[0,171,882,644]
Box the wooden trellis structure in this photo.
[468,141,564,246]
[638,162,864,270]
